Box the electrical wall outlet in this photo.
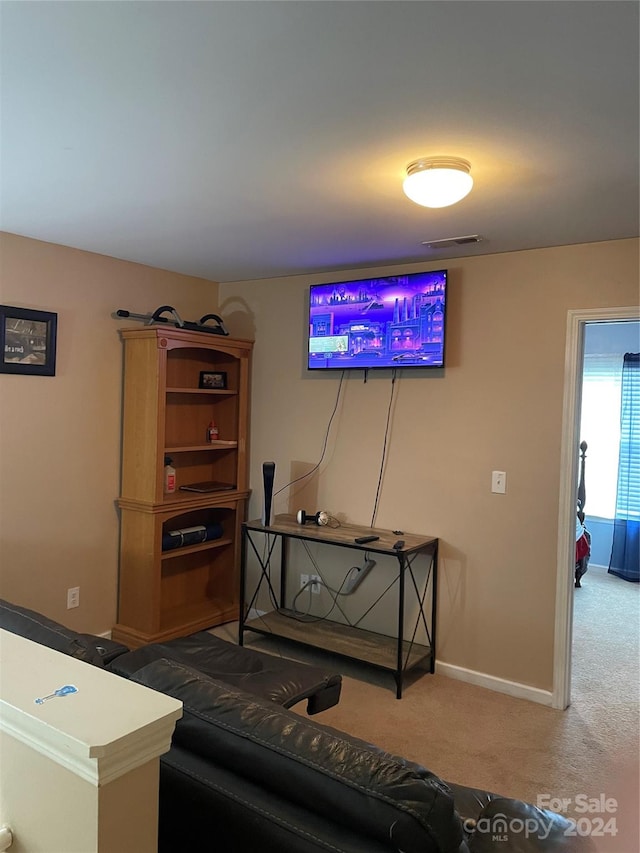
[300,573,321,593]
[67,586,80,609]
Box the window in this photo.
[580,353,623,519]
[615,352,640,520]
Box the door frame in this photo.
[553,305,639,709]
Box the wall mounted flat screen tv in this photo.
[308,270,447,371]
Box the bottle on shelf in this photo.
[207,420,219,442]
[164,456,176,494]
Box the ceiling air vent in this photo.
[421,235,483,249]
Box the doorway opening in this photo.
[553,306,639,710]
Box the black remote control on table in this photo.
[393,540,405,550]
[354,535,379,544]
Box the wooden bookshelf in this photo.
[113,327,253,648]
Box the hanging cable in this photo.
[273,370,346,500]
[370,369,398,527]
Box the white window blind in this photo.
[579,353,623,519]
[615,353,640,520]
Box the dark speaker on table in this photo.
[261,461,275,526]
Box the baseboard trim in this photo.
[97,630,112,639]
[436,661,554,707]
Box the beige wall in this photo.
[0,233,637,692]
[219,238,639,692]
[0,232,218,633]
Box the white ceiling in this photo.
[1,1,638,283]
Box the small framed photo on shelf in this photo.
[0,305,58,376]
[199,370,227,389]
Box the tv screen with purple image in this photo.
[308,270,447,371]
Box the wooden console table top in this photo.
[243,514,436,555]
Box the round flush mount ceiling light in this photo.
[403,157,473,208]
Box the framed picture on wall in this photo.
[0,305,58,376]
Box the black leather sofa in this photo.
[0,599,594,853]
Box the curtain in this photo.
[608,353,640,582]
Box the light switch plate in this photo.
[491,471,507,494]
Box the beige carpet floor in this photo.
[214,565,639,851]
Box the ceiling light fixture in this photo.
[403,157,473,208]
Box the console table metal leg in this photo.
[396,554,405,699]
[430,541,438,673]
[240,527,281,644]
[280,536,287,609]
[239,527,248,646]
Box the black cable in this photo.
[273,370,345,501]
[287,566,352,624]
[284,541,352,623]
[370,368,398,527]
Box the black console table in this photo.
[239,514,438,698]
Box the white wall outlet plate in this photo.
[491,471,507,494]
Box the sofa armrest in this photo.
[80,634,130,664]
[459,796,596,853]
[0,598,107,666]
